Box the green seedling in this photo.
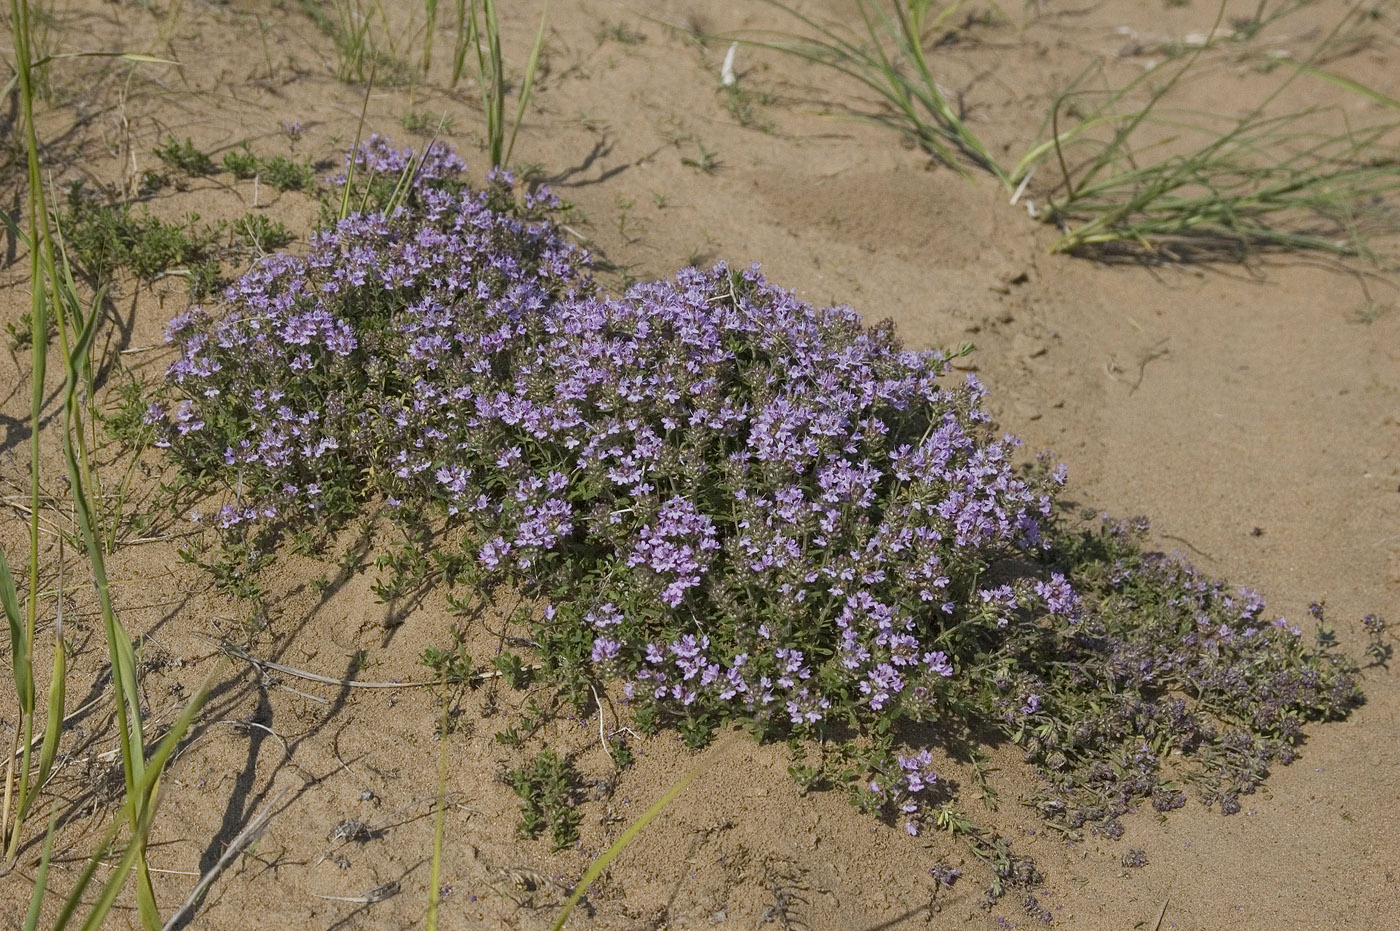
[261,154,317,191]
[63,186,222,282]
[492,651,532,688]
[681,141,721,173]
[510,748,581,850]
[224,145,318,191]
[720,83,776,132]
[597,21,644,45]
[154,135,215,176]
[550,739,724,931]
[402,109,454,136]
[223,144,260,178]
[234,213,295,252]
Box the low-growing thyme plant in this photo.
[62,184,223,287]
[151,137,1370,898]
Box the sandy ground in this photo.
[1,1,1398,928]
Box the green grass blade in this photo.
[7,0,53,863]
[467,0,495,164]
[79,814,157,931]
[502,1,548,169]
[1069,7,1225,198]
[386,124,449,214]
[22,802,59,931]
[756,0,869,60]
[51,216,160,926]
[450,0,470,87]
[32,543,67,798]
[0,206,33,248]
[484,0,504,168]
[63,667,217,931]
[889,0,1005,183]
[49,815,124,931]
[550,740,725,931]
[1292,62,1400,111]
[423,0,438,73]
[0,545,33,717]
[339,67,376,222]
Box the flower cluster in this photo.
[336,134,470,187]
[158,152,589,538]
[489,266,1055,744]
[868,749,941,835]
[627,497,720,607]
[156,140,1366,851]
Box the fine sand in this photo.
[1,1,1397,928]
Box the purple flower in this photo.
[627,497,719,606]
[591,637,621,664]
[155,137,1195,849]
[1034,573,1080,620]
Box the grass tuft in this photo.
[733,0,1009,185]
[299,0,417,85]
[739,0,1399,264]
[455,0,549,170]
[1019,4,1400,262]
[4,9,213,927]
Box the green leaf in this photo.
[0,543,34,714]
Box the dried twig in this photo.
[206,635,540,689]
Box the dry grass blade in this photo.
[425,694,451,931]
[310,881,401,904]
[1150,896,1170,931]
[160,788,290,930]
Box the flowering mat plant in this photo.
[151,139,1374,904]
